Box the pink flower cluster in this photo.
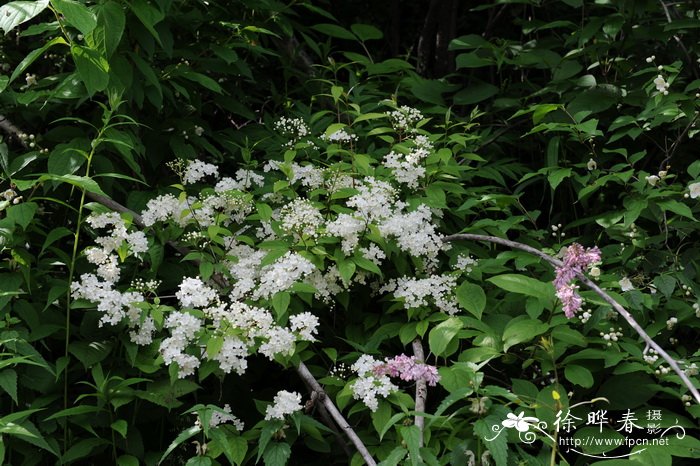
[553,243,601,318]
[373,354,440,386]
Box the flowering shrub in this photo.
[1,1,700,465]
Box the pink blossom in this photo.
[373,354,440,386]
[556,283,582,318]
[552,243,600,318]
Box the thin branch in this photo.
[0,114,29,149]
[443,233,700,405]
[658,0,699,80]
[297,362,378,466]
[411,338,427,447]
[298,370,353,459]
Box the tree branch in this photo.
[411,338,427,447]
[443,233,700,405]
[297,362,378,466]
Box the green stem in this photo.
[62,123,108,452]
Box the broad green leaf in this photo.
[52,0,97,35]
[0,369,17,403]
[128,0,164,45]
[547,167,571,191]
[263,442,291,466]
[110,420,127,438]
[10,37,68,83]
[61,438,108,463]
[38,174,107,196]
[399,425,422,466]
[502,318,549,351]
[564,364,593,388]
[71,45,109,95]
[6,202,37,229]
[487,274,554,302]
[350,23,382,41]
[117,455,140,466]
[311,23,355,40]
[455,282,486,319]
[0,0,49,34]
[428,317,463,357]
[88,1,125,58]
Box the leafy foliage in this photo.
[0,1,699,465]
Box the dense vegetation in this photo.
[0,0,699,465]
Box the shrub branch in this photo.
[443,233,700,405]
[412,338,427,447]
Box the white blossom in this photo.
[380,274,459,315]
[689,182,700,199]
[619,276,634,292]
[350,355,397,412]
[264,390,303,420]
[182,159,219,185]
[176,277,218,309]
[326,214,366,254]
[280,198,324,238]
[289,312,319,341]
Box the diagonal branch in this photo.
[443,233,700,405]
[411,338,427,447]
[297,362,378,466]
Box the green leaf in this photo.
[186,457,212,466]
[453,80,499,105]
[487,274,554,302]
[564,364,594,388]
[111,420,128,439]
[547,167,571,191]
[48,148,85,176]
[311,23,355,40]
[428,317,463,357]
[209,429,247,466]
[71,45,110,96]
[0,0,49,34]
[502,318,549,351]
[263,442,291,466]
[353,256,382,275]
[175,70,223,94]
[88,1,125,58]
[6,202,37,229]
[338,259,356,285]
[399,425,422,466]
[39,173,106,196]
[455,282,486,319]
[350,23,383,41]
[61,438,108,464]
[10,36,68,83]
[158,426,201,465]
[128,0,164,45]
[271,292,290,318]
[117,455,140,466]
[52,0,97,35]
[0,369,17,403]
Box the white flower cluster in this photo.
[160,311,202,378]
[182,159,219,185]
[86,212,148,281]
[264,390,303,420]
[350,355,397,412]
[71,273,145,328]
[379,204,444,264]
[387,105,423,132]
[382,135,433,189]
[380,274,460,315]
[280,198,324,238]
[254,252,316,300]
[454,254,477,272]
[347,177,397,222]
[326,213,366,255]
[176,277,218,308]
[195,404,245,431]
[274,117,311,146]
[321,129,358,144]
[215,169,265,192]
